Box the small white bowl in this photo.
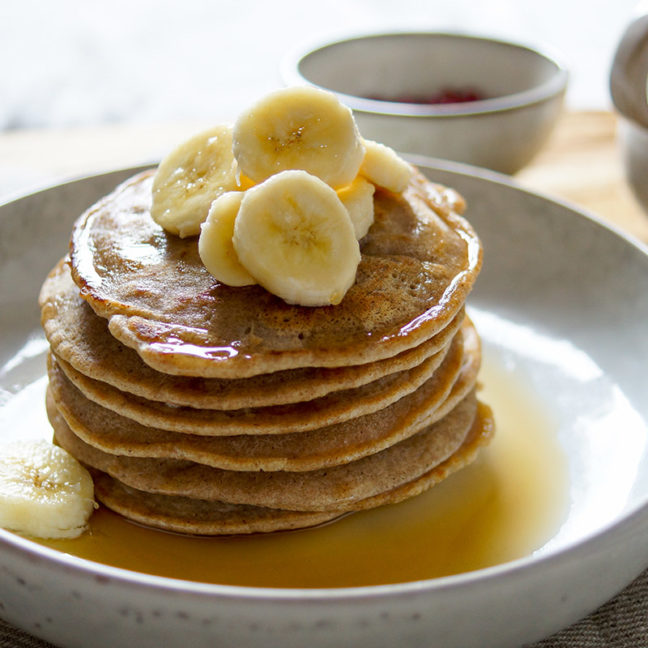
[282,32,568,174]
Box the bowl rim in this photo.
[1,159,647,607]
[281,30,569,118]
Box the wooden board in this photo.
[517,111,648,243]
[1,111,647,242]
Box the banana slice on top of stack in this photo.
[154,85,412,307]
[31,85,491,538]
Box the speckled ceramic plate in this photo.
[1,160,647,648]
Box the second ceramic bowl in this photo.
[282,32,568,174]
[610,12,648,212]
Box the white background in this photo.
[0,0,645,130]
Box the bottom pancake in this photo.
[91,471,342,535]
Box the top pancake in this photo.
[69,168,482,378]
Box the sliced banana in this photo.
[232,86,365,188]
[337,176,375,239]
[360,139,413,193]
[151,125,252,238]
[233,170,361,307]
[199,192,256,287]
[0,439,96,539]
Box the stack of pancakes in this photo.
[39,168,493,535]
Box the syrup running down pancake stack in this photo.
[39,88,493,535]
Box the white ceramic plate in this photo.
[1,161,647,648]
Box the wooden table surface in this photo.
[517,110,648,243]
[1,110,647,244]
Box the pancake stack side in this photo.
[39,168,493,535]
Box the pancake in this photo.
[40,260,464,409]
[91,471,341,535]
[68,168,482,378]
[46,324,478,471]
[50,391,478,512]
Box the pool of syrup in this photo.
[36,356,568,588]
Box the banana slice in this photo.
[360,139,413,193]
[233,170,361,306]
[337,176,375,239]
[232,86,365,188]
[151,125,252,238]
[0,439,96,539]
[199,192,256,287]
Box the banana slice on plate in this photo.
[233,170,361,306]
[337,176,375,239]
[0,439,96,539]
[360,139,413,193]
[151,124,252,238]
[233,86,365,188]
[198,191,256,287]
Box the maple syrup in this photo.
[36,353,568,588]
